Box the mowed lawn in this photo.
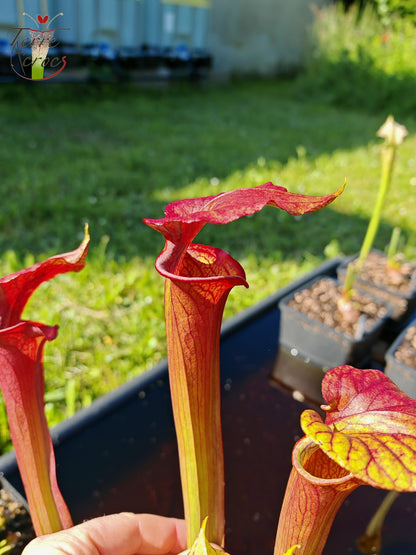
[0,77,415,450]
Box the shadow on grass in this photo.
[182,204,410,265]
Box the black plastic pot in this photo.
[0,259,415,554]
[0,475,34,552]
[337,250,416,330]
[275,273,393,403]
[385,322,416,399]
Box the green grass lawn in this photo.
[0,78,415,451]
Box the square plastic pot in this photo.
[385,322,416,399]
[337,250,416,329]
[278,275,393,372]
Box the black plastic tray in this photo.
[0,258,415,554]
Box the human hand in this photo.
[22,512,187,555]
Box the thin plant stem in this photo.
[386,227,401,268]
[356,491,400,554]
[343,140,396,299]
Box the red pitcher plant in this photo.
[144,181,345,548]
[0,228,89,535]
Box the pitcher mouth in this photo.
[155,241,248,288]
[293,437,357,488]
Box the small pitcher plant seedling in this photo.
[182,518,298,555]
[386,226,403,277]
[179,518,230,555]
[384,226,416,293]
[0,227,89,536]
[339,115,408,316]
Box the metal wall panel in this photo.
[96,0,119,44]
[143,0,161,46]
[176,5,192,37]
[161,3,175,47]
[161,2,208,49]
[1,0,210,50]
[20,0,43,26]
[119,0,142,47]
[52,0,78,44]
[0,1,18,27]
[193,6,207,49]
[76,0,97,45]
